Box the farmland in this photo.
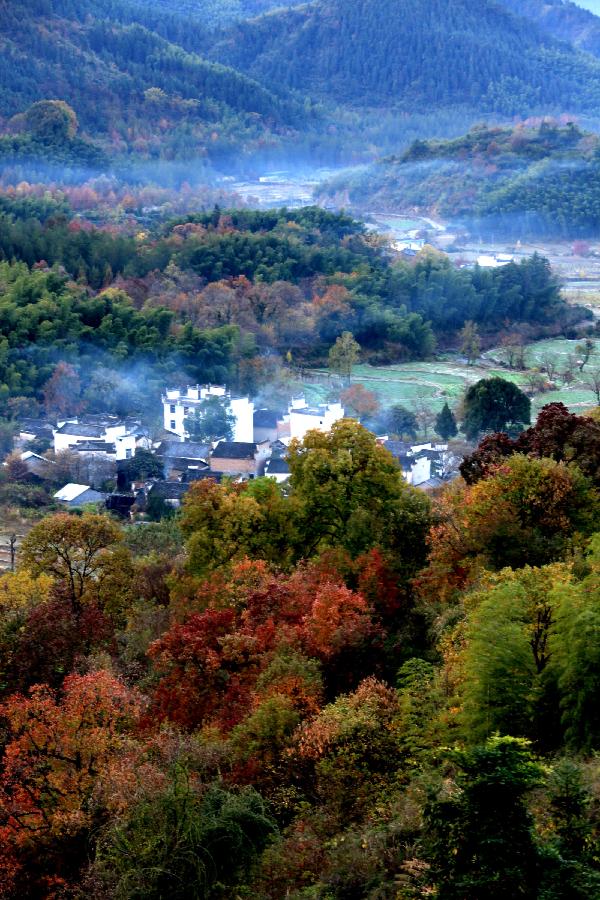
[298,338,600,420]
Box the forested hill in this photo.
[0,0,303,164]
[209,0,600,115]
[320,121,600,238]
[497,0,600,58]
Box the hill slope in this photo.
[209,0,600,114]
[320,122,600,237]
[0,0,303,164]
[497,0,600,58]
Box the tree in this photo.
[425,736,543,900]
[384,404,417,439]
[460,402,600,487]
[462,376,531,440]
[95,778,276,900]
[287,420,430,565]
[328,331,360,383]
[340,383,379,420]
[435,402,458,440]
[576,337,595,372]
[585,368,600,404]
[184,396,235,442]
[19,513,124,615]
[0,672,141,861]
[42,362,83,418]
[23,100,79,142]
[120,448,164,481]
[459,320,480,366]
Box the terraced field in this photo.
[299,338,600,419]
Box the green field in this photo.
[298,339,600,421]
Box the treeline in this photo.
[0,2,301,163]
[1,411,600,894]
[0,200,580,406]
[209,0,600,114]
[328,121,600,237]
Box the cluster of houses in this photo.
[14,383,457,516]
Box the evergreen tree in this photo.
[435,402,458,440]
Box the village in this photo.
[10,383,457,524]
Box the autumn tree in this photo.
[462,376,530,440]
[460,402,600,487]
[42,362,84,418]
[340,383,380,420]
[19,513,124,615]
[328,331,360,383]
[0,671,142,889]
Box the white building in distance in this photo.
[163,385,254,443]
[286,398,345,442]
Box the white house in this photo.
[162,385,254,443]
[53,420,137,461]
[284,398,345,441]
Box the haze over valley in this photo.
[3,2,600,898]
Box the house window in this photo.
[125,449,132,459]
[170,404,176,414]
[170,420,176,430]
[183,406,190,414]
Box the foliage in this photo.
[19,512,125,615]
[424,735,544,899]
[435,402,458,440]
[462,376,531,440]
[184,395,236,442]
[95,775,276,899]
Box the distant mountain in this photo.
[320,122,600,237]
[497,0,600,58]
[209,0,600,115]
[0,0,303,165]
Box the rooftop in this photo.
[211,441,257,460]
[53,483,92,502]
[55,423,105,438]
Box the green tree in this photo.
[435,402,458,440]
[462,376,531,440]
[328,331,360,383]
[19,513,124,615]
[287,419,430,566]
[385,404,417,439]
[425,735,543,900]
[96,774,276,900]
[184,396,235,442]
[459,320,481,366]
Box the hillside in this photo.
[320,121,600,237]
[0,0,304,166]
[497,0,600,58]
[209,0,600,115]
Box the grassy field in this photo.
[298,338,600,420]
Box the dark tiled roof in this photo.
[211,441,257,460]
[55,423,105,438]
[181,470,224,483]
[254,409,280,428]
[74,441,116,453]
[383,440,413,457]
[147,481,190,500]
[265,458,290,475]
[157,441,210,460]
